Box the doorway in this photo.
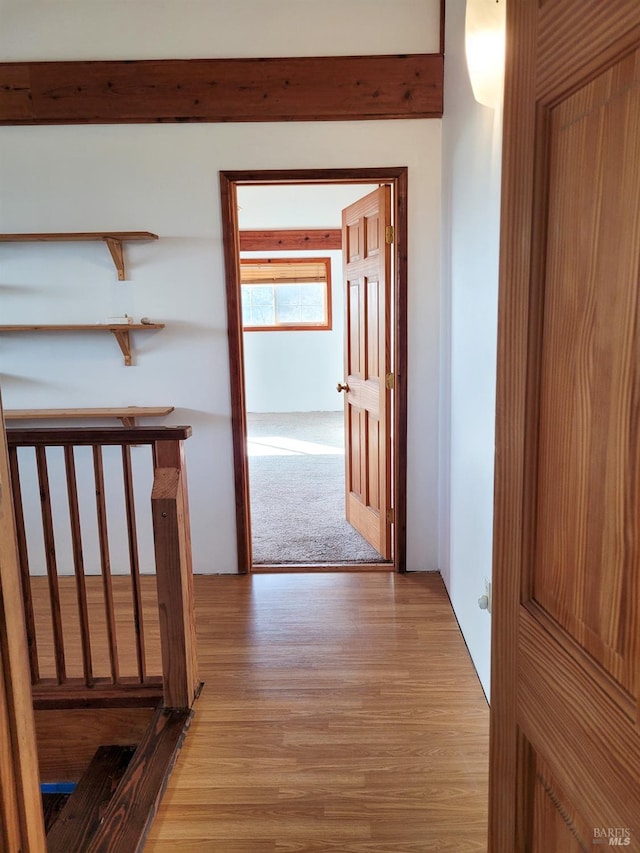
[220,168,409,574]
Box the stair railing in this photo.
[6,425,199,712]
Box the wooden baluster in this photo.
[152,438,199,709]
[93,445,119,684]
[8,446,39,684]
[122,444,147,683]
[35,446,66,684]
[64,446,94,688]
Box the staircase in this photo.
[42,706,192,851]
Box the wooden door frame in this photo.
[220,167,408,574]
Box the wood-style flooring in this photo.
[145,572,489,852]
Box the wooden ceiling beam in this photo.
[0,53,443,125]
[239,229,342,251]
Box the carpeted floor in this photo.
[247,412,383,564]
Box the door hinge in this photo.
[385,225,395,244]
[385,372,395,390]
[387,508,395,524]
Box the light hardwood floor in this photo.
[145,572,489,852]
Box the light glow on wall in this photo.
[465,0,506,109]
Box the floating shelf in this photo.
[0,323,165,366]
[4,406,174,428]
[0,232,159,280]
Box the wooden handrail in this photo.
[6,425,192,447]
[6,424,198,714]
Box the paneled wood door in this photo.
[340,187,392,559]
[489,2,640,851]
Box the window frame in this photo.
[240,256,333,332]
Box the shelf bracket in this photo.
[110,329,133,366]
[104,237,126,280]
[118,416,137,427]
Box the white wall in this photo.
[0,120,441,574]
[239,184,378,413]
[0,1,442,577]
[440,0,503,698]
[0,0,441,60]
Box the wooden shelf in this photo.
[0,323,165,366]
[0,232,158,280]
[4,406,174,428]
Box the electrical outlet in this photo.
[478,579,492,614]
[485,578,492,614]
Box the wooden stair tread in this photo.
[41,792,70,834]
[87,707,192,853]
[46,745,136,850]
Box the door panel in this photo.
[490,2,640,850]
[341,187,392,558]
[534,52,640,694]
[531,755,592,853]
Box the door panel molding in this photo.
[219,167,408,573]
[342,186,392,558]
[489,2,640,850]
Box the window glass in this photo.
[241,258,332,331]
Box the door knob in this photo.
[336,382,350,393]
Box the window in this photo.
[241,257,332,331]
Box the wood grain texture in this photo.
[0,231,157,242]
[239,229,342,252]
[46,744,136,851]
[35,707,153,782]
[0,54,443,125]
[26,574,163,703]
[64,445,94,686]
[533,48,640,692]
[152,467,200,709]
[8,445,40,682]
[518,607,640,830]
[220,167,408,573]
[4,407,174,423]
[0,231,158,279]
[490,2,640,851]
[0,393,47,851]
[122,444,147,683]
[32,680,163,711]
[393,167,409,574]
[531,756,592,853]
[0,323,164,331]
[28,573,486,847]
[144,572,489,851]
[93,445,120,683]
[537,1,640,100]
[6,425,191,447]
[87,708,192,853]
[488,0,543,848]
[342,187,392,559]
[220,171,251,573]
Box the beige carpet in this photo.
[247,412,383,564]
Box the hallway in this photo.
[147,571,489,851]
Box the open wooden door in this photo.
[490,2,640,850]
[340,186,392,559]
[0,391,46,851]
